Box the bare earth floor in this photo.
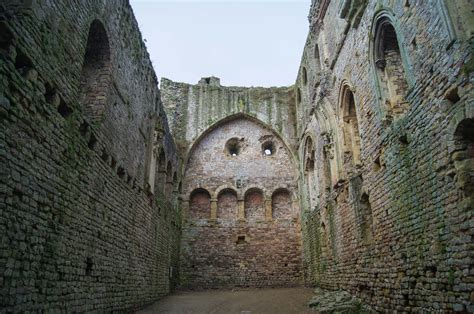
[138,287,315,314]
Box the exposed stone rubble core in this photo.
[1,0,473,312]
[308,287,373,313]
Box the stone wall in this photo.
[0,0,181,311]
[178,117,303,288]
[297,0,473,312]
[160,77,297,155]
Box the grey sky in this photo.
[130,0,310,87]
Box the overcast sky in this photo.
[130,0,310,87]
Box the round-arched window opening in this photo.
[262,141,274,156]
[296,88,301,104]
[302,67,308,86]
[225,138,241,157]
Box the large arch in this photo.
[182,113,298,178]
[180,112,303,288]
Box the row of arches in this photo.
[298,9,413,127]
[188,187,293,221]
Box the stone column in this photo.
[238,199,245,221]
[210,199,217,220]
[265,199,272,221]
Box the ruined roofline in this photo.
[160,76,295,90]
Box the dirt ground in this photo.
[138,287,315,314]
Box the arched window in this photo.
[340,84,361,166]
[452,118,474,197]
[373,15,410,120]
[314,44,321,74]
[302,66,308,85]
[296,88,302,105]
[304,137,316,210]
[244,188,264,220]
[271,188,292,219]
[189,188,211,219]
[78,20,111,123]
[217,188,238,219]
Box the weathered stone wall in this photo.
[179,117,303,288]
[160,77,297,155]
[297,0,473,312]
[0,0,181,311]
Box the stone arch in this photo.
[244,187,265,220]
[183,113,298,177]
[296,87,302,105]
[370,10,412,121]
[189,188,211,219]
[303,135,316,211]
[448,101,474,201]
[78,19,111,123]
[314,100,343,186]
[339,81,361,167]
[217,188,238,219]
[314,43,321,74]
[272,188,292,220]
[301,66,308,85]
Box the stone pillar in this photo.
[210,199,217,220]
[265,199,272,221]
[238,200,245,221]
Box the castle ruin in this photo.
[1,0,473,312]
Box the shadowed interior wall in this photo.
[180,117,303,288]
[0,1,181,311]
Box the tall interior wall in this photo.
[297,0,473,312]
[161,79,303,288]
[0,1,181,311]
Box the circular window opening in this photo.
[262,142,274,156]
[225,138,241,157]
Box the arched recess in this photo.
[339,82,361,167]
[244,187,265,220]
[183,113,298,178]
[78,19,111,123]
[189,188,211,219]
[303,135,316,210]
[314,100,343,187]
[370,10,412,121]
[217,188,238,219]
[272,188,292,220]
[451,118,474,199]
[314,43,321,74]
[447,100,474,205]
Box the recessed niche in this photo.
[225,137,241,157]
[85,257,93,276]
[236,235,246,244]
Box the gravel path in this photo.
[138,287,315,314]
